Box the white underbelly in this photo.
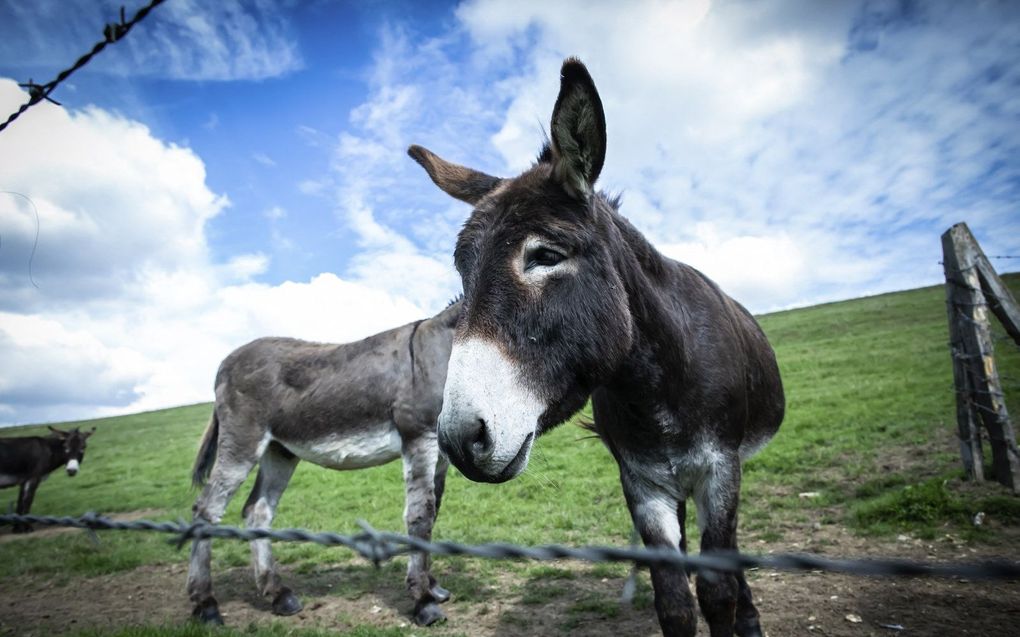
[0,473,22,488]
[283,423,402,471]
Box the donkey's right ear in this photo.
[407,145,502,205]
[48,426,68,438]
[549,57,606,199]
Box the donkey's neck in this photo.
[44,436,69,471]
[604,208,692,396]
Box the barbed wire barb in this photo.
[0,0,167,134]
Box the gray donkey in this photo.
[187,300,461,627]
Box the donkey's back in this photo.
[205,316,445,477]
[217,327,417,441]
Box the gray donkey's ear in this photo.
[549,57,606,199]
[407,145,502,205]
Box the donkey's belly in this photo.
[283,423,402,470]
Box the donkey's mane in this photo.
[445,293,464,309]
[536,142,554,165]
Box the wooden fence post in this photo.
[942,222,1020,493]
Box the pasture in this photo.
[2,275,1019,636]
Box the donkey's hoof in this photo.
[192,599,224,625]
[735,618,764,637]
[429,583,451,603]
[12,523,34,534]
[272,588,303,616]
[413,601,447,626]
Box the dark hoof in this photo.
[192,599,224,625]
[272,588,303,616]
[429,583,451,603]
[12,523,34,534]
[413,601,447,626]
[735,618,764,637]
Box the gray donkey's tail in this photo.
[192,411,219,488]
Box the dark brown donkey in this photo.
[0,426,95,533]
[187,300,460,627]
[409,59,784,637]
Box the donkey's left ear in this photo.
[408,145,502,205]
[85,427,96,438]
[48,426,68,437]
[550,58,607,199]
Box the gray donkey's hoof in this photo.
[192,598,224,625]
[413,601,447,626]
[272,588,303,616]
[430,583,451,603]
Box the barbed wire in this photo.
[0,0,167,134]
[2,512,1019,581]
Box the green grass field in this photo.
[2,275,1018,636]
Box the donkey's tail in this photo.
[192,411,219,489]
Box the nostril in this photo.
[470,418,493,460]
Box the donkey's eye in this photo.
[526,247,566,270]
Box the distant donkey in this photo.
[0,426,95,533]
[409,59,784,637]
[188,300,461,627]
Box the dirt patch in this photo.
[0,522,1017,636]
[0,509,167,545]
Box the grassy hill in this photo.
[2,275,1019,587]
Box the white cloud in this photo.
[0,0,302,81]
[252,152,277,167]
[263,205,287,220]
[0,79,227,311]
[659,225,807,312]
[442,0,1020,310]
[0,313,147,413]
[323,27,479,312]
[0,81,432,426]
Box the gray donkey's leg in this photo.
[401,431,446,626]
[242,442,300,616]
[187,425,264,624]
[428,454,451,601]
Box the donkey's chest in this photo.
[282,423,402,471]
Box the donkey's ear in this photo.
[550,58,607,199]
[48,426,68,437]
[407,145,502,205]
[84,427,96,438]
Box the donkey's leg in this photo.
[428,453,451,603]
[401,432,446,626]
[693,454,747,637]
[187,443,261,624]
[733,568,762,637]
[14,478,39,533]
[241,443,300,616]
[677,499,696,577]
[621,471,697,637]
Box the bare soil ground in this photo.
[0,519,1017,637]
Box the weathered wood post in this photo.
[941,222,1020,493]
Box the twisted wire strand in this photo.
[0,0,167,134]
[2,513,1018,581]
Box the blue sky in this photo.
[0,0,1018,425]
